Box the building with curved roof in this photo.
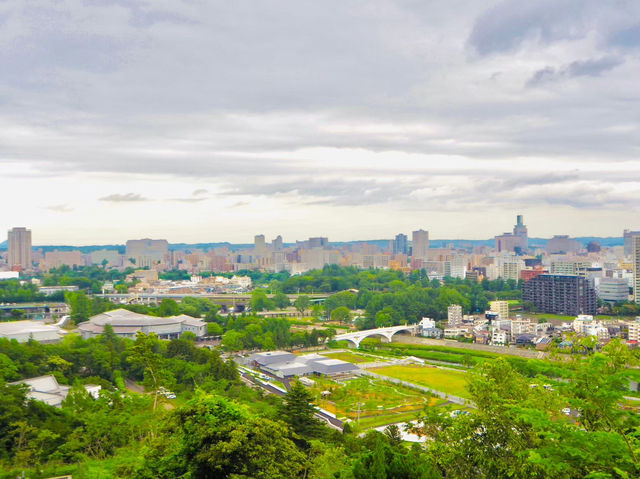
[78,308,206,339]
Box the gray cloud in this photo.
[99,193,149,202]
[45,204,74,213]
[528,56,623,86]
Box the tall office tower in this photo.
[633,235,640,304]
[272,235,283,251]
[411,229,429,259]
[625,229,640,256]
[8,227,32,270]
[513,214,528,251]
[254,234,267,256]
[393,233,408,255]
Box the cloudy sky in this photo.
[1,0,639,245]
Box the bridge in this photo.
[334,324,419,348]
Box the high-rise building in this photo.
[546,235,581,254]
[633,235,640,304]
[308,237,329,249]
[513,214,528,251]
[272,235,283,251]
[125,239,169,268]
[8,227,32,270]
[393,233,408,255]
[411,229,429,259]
[624,230,640,256]
[254,234,267,256]
[522,274,597,315]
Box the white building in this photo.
[0,320,65,343]
[491,329,509,345]
[490,300,509,320]
[9,375,101,408]
[78,309,206,339]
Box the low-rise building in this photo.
[8,375,100,408]
[78,309,206,339]
[0,320,65,343]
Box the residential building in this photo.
[628,319,640,342]
[624,230,640,256]
[42,250,84,271]
[411,229,429,260]
[634,235,640,304]
[447,304,463,326]
[522,274,597,315]
[254,234,267,256]
[308,237,329,249]
[491,329,509,345]
[272,235,283,251]
[8,227,32,270]
[490,300,509,320]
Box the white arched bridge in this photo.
[334,324,419,348]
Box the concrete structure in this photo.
[489,300,509,320]
[624,230,640,256]
[8,227,32,270]
[411,229,429,260]
[78,309,206,339]
[494,215,528,253]
[628,319,640,342]
[249,350,297,367]
[42,250,84,271]
[0,320,65,343]
[250,351,358,378]
[522,274,597,315]
[8,375,100,408]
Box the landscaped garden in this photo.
[374,364,471,398]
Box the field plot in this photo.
[322,351,388,364]
[308,376,441,427]
[375,365,470,398]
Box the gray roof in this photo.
[249,350,297,365]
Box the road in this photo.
[391,334,550,360]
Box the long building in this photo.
[522,274,597,315]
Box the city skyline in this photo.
[2,1,640,243]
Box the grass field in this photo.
[323,351,387,364]
[375,365,470,398]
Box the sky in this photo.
[1,0,639,245]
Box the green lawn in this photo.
[323,351,386,364]
[375,365,470,398]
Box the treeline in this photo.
[2,335,638,478]
[0,280,65,304]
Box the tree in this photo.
[127,332,167,410]
[135,394,306,479]
[294,295,311,315]
[206,322,223,336]
[65,291,91,323]
[273,291,291,309]
[278,381,322,438]
[158,298,180,317]
[330,306,352,324]
[251,289,274,312]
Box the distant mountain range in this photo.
[0,237,625,252]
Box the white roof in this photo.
[0,320,61,335]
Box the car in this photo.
[166,393,176,399]
[562,408,571,415]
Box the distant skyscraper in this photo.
[8,227,32,270]
[513,214,528,251]
[411,229,429,259]
[254,234,267,256]
[272,235,283,251]
[125,239,169,267]
[308,237,329,249]
[633,235,640,304]
[393,233,408,255]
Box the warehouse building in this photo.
[250,351,359,378]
